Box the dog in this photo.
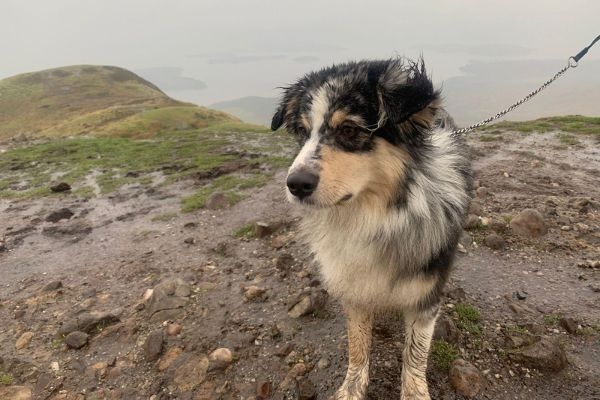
[271,58,472,400]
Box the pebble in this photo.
[15,332,34,350]
[64,331,89,349]
[256,380,272,398]
[559,317,578,334]
[484,233,505,250]
[173,355,209,391]
[158,347,183,371]
[287,289,328,319]
[42,280,63,292]
[475,187,488,197]
[316,357,330,369]
[463,214,480,230]
[510,209,548,238]
[244,286,267,301]
[449,359,483,398]
[208,347,234,371]
[143,329,164,362]
[166,323,182,336]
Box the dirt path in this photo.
[1,130,599,400]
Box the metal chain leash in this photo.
[453,34,599,135]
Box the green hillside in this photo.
[0,65,239,139]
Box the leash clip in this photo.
[568,57,578,68]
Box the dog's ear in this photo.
[271,105,285,131]
[377,59,439,128]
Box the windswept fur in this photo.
[272,58,471,400]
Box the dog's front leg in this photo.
[400,307,438,400]
[330,303,373,400]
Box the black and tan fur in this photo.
[272,59,471,400]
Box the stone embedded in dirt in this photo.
[316,357,330,370]
[515,290,528,300]
[144,329,164,362]
[205,192,229,210]
[183,222,197,229]
[484,233,505,250]
[64,331,89,349]
[0,385,33,400]
[275,253,295,270]
[57,311,120,337]
[469,200,483,216]
[510,336,567,371]
[46,208,74,223]
[146,278,190,319]
[279,363,308,392]
[42,220,93,240]
[475,187,488,198]
[253,221,276,238]
[463,214,480,230]
[42,280,63,292]
[433,316,460,344]
[288,289,328,319]
[50,182,71,192]
[174,283,191,297]
[14,309,26,319]
[173,355,209,391]
[510,209,547,238]
[559,317,578,334]
[183,237,196,245]
[256,380,272,398]
[166,323,182,336]
[244,286,267,301]
[297,377,317,400]
[208,347,233,371]
[459,231,473,248]
[158,346,183,371]
[449,359,483,398]
[446,287,466,301]
[274,342,295,358]
[508,301,534,315]
[489,219,507,232]
[271,235,286,249]
[15,331,34,350]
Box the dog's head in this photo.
[272,59,440,208]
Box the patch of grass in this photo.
[479,115,600,135]
[480,134,503,142]
[197,121,270,134]
[557,133,579,145]
[455,303,483,336]
[0,372,14,385]
[233,223,254,239]
[431,340,459,371]
[151,212,178,222]
[506,324,528,334]
[543,314,562,326]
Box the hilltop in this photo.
[0,65,240,140]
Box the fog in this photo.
[2,0,599,123]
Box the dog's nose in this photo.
[286,171,319,199]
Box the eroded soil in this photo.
[1,130,599,400]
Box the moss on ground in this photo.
[455,303,483,336]
[431,340,459,371]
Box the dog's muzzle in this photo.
[286,170,319,199]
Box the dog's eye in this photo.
[340,124,358,136]
[297,126,308,136]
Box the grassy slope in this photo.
[479,115,600,135]
[0,65,240,139]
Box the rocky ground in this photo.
[1,129,599,400]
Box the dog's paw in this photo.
[328,387,366,400]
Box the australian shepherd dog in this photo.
[271,58,472,399]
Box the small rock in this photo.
[253,221,276,238]
[559,317,578,334]
[65,331,89,349]
[205,192,229,210]
[459,231,473,248]
[244,286,267,301]
[256,380,272,398]
[275,253,295,270]
[484,233,505,250]
[446,287,466,301]
[144,330,164,362]
[173,355,209,391]
[183,222,197,229]
[463,214,480,230]
[50,182,71,192]
[510,209,547,238]
[288,289,328,318]
[57,311,120,336]
[166,323,182,336]
[174,283,192,297]
[469,201,483,216]
[316,357,330,369]
[274,342,295,358]
[15,331,34,350]
[208,348,233,371]
[280,363,308,391]
[46,208,74,223]
[42,280,63,292]
[515,290,528,300]
[449,359,483,398]
[183,237,195,245]
[0,386,33,400]
[433,316,460,344]
[511,336,567,371]
[297,377,317,400]
[475,187,488,198]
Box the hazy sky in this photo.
[2,0,599,106]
